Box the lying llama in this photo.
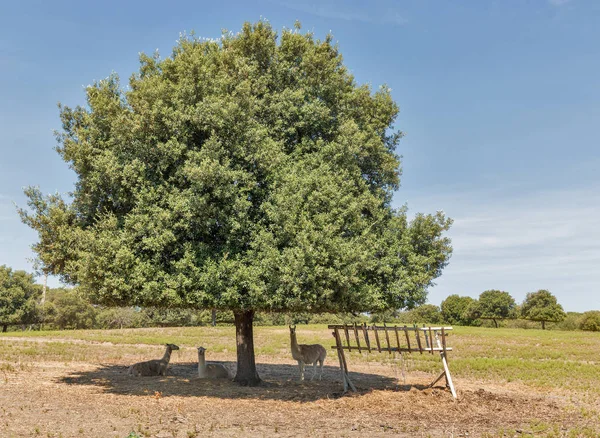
[197,346,230,379]
[128,343,179,376]
[289,325,327,381]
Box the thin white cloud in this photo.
[401,185,600,312]
[275,0,407,26]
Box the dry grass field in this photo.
[1,325,600,437]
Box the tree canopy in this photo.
[521,289,565,329]
[0,265,41,332]
[441,294,477,326]
[19,21,452,384]
[473,290,516,328]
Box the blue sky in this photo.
[1,0,598,311]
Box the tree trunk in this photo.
[541,320,546,330]
[2,324,7,333]
[211,309,217,327]
[493,319,498,328]
[233,310,261,386]
[41,272,47,305]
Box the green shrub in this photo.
[579,311,600,331]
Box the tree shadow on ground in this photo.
[57,361,439,402]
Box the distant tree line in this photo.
[1,265,598,332]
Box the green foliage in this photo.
[521,289,566,329]
[473,290,516,328]
[0,266,41,330]
[44,288,97,330]
[369,308,400,323]
[403,304,442,324]
[371,304,442,325]
[139,307,203,327]
[579,311,600,332]
[556,312,583,331]
[19,20,452,316]
[96,307,150,329]
[440,294,478,326]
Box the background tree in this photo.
[579,311,600,332]
[441,294,477,326]
[0,266,41,332]
[18,21,452,385]
[43,288,97,330]
[406,304,442,324]
[474,290,516,328]
[520,289,566,329]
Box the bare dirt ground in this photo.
[0,336,595,437]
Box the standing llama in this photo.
[289,325,327,381]
[128,343,179,376]
[197,346,230,379]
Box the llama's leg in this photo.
[311,361,317,381]
[318,359,324,380]
[298,361,305,381]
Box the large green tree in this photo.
[441,294,477,326]
[473,290,516,328]
[521,289,565,330]
[19,21,452,385]
[0,266,41,332]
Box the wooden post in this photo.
[333,331,348,392]
[434,331,457,399]
[334,328,356,392]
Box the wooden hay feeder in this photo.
[328,324,457,399]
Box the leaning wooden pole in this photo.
[333,328,356,392]
[435,330,457,399]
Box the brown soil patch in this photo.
[0,351,592,438]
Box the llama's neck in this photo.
[198,352,206,376]
[161,346,172,363]
[290,333,300,357]
[198,352,206,368]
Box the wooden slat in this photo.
[327,325,454,332]
[441,327,447,355]
[429,327,434,354]
[415,324,423,354]
[353,323,362,353]
[374,325,382,352]
[404,325,411,350]
[394,326,401,352]
[330,346,452,352]
[383,323,392,353]
[344,325,351,352]
[417,327,454,331]
[362,323,371,352]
